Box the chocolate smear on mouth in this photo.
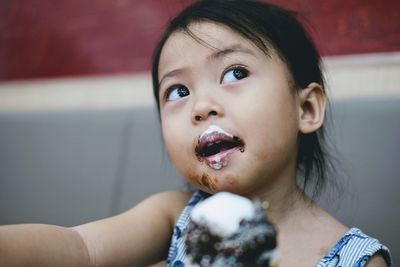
[234,136,245,153]
[195,135,245,161]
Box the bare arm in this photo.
[74,191,190,266]
[0,191,191,267]
[0,224,91,266]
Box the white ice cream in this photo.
[199,125,233,139]
[190,192,255,237]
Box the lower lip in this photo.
[203,147,241,170]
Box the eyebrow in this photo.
[158,44,256,87]
[208,44,257,61]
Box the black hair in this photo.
[151,0,331,198]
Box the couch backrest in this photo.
[0,99,398,261]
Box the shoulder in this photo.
[151,191,193,214]
[297,206,392,267]
[139,191,193,223]
[144,190,192,206]
[365,254,389,267]
[319,228,392,267]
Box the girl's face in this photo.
[158,22,301,196]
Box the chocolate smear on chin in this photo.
[190,173,217,191]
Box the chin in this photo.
[186,166,245,194]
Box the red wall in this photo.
[1,0,399,80]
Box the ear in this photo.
[298,83,326,134]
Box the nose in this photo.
[191,95,224,124]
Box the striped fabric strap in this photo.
[167,191,209,267]
[318,228,392,267]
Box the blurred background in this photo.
[0,0,399,263]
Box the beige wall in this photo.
[0,52,399,111]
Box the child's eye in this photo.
[166,85,190,101]
[221,66,249,84]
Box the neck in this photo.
[267,187,312,226]
[243,172,315,229]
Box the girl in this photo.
[0,0,392,266]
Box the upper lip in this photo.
[195,125,244,158]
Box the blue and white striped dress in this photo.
[167,191,392,267]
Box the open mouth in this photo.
[195,125,245,170]
[197,137,243,157]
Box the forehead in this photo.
[158,21,267,74]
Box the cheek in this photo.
[161,117,198,178]
[161,111,185,143]
[161,119,184,163]
[242,105,299,172]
